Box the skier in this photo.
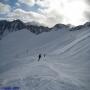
[38,54,41,61]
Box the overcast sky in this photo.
[0,0,90,27]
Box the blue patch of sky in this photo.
[0,0,17,6]
[0,0,8,4]
[0,0,43,13]
[0,0,18,11]
[19,3,41,12]
[0,0,43,19]
[0,0,42,12]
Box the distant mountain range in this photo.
[0,19,90,39]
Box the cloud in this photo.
[85,12,90,21]
[6,8,63,27]
[16,2,21,7]
[37,0,88,26]
[86,0,90,5]
[0,0,89,27]
[0,2,11,14]
[7,9,46,24]
[84,0,90,21]
[36,0,50,8]
[18,0,35,6]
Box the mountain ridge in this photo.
[0,19,90,39]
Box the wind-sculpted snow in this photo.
[52,31,90,55]
[0,27,90,90]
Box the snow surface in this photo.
[0,28,90,90]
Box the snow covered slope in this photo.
[0,27,90,90]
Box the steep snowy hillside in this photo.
[0,27,90,90]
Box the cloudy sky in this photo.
[0,0,90,27]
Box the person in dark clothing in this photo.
[38,54,41,61]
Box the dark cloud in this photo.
[84,0,90,21]
[86,0,90,5]
[86,13,90,21]
[84,11,90,21]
